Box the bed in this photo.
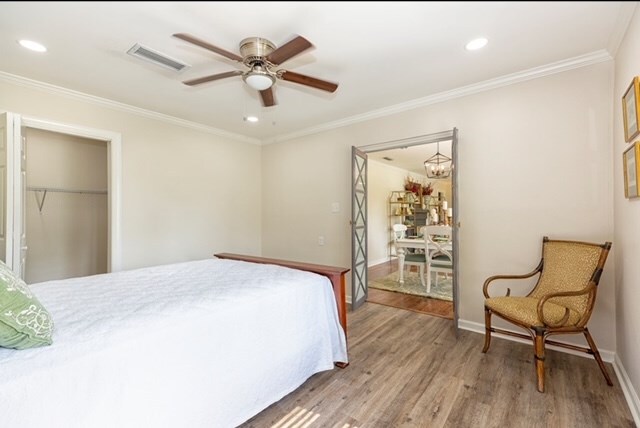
[0,254,349,428]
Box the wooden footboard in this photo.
[214,253,349,350]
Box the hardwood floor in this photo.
[240,303,634,428]
[367,260,454,319]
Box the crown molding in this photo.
[1,48,612,147]
[0,71,261,145]
[263,50,613,144]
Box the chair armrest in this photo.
[536,283,596,327]
[483,259,543,298]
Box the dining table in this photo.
[394,237,453,283]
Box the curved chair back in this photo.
[424,225,453,264]
[530,239,609,321]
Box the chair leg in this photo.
[583,328,613,386]
[426,264,431,293]
[482,307,492,353]
[418,265,426,288]
[534,331,546,393]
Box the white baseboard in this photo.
[457,319,615,363]
[368,256,392,267]
[613,354,640,426]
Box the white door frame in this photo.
[356,128,459,332]
[19,116,122,272]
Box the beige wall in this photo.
[0,79,262,270]
[614,5,640,413]
[25,129,108,283]
[262,62,615,351]
[368,160,406,265]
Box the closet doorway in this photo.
[0,112,122,280]
[25,129,108,283]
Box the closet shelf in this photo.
[27,186,107,213]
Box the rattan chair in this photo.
[482,236,613,393]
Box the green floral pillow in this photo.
[0,261,53,349]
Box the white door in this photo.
[0,112,25,276]
[17,126,27,279]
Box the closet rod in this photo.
[27,186,107,195]
[27,187,108,213]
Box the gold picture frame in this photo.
[623,141,640,198]
[622,76,640,142]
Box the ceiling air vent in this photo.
[127,43,190,72]
[383,156,393,161]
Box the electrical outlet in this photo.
[318,236,325,246]
[331,202,340,213]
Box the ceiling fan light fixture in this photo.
[243,66,275,91]
[175,33,338,107]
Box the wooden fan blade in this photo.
[279,70,338,93]
[259,87,276,107]
[266,35,313,65]
[183,70,243,86]
[173,33,243,62]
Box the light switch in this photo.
[318,236,325,246]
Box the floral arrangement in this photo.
[404,177,433,196]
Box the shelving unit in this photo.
[388,190,416,234]
[388,190,450,258]
[389,191,438,233]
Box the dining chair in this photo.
[482,236,613,392]
[392,224,426,287]
[423,225,453,293]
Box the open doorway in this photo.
[367,142,454,318]
[351,129,459,329]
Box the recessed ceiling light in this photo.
[18,39,47,53]
[465,37,488,51]
[244,116,259,123]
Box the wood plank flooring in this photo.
[367,260,454,319]
[240,303,634,428]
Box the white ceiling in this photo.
[0,2,631,143]
[368,141,452,177]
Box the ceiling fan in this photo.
[173,33,338,107]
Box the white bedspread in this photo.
[0,258,347,428]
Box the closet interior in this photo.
[25,129,108,283]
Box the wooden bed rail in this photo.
[213,253,350,342]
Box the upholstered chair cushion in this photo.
[404,253,426,263]
[485,296,581,327]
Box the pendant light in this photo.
[424,141,452,179]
